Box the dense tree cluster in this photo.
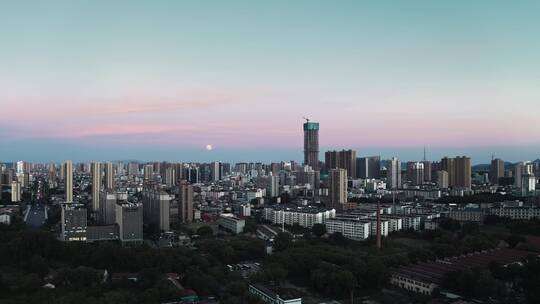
[1,207,535,303]
[394,223,498,264]
[252,236,390,300]
[441,255,540,303]
[0,226,263,304]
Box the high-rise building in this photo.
[142,184,170,231]
[61,203,87,241]
[303,120,320,171]
[440,157,454,186]
[116,162,125,176]
[128,162,139,176]
[522,175,536,194]
[63,160,73,203]
[200,163,211,182]
[115,202,143,245]
[325,151,339,173]
[178,180,194,223]
[48,163,56,185]
[387,158,401,189]
[269,163,281,176]
[490,158,504,185]
[210,161,221,181]
[59,163,65,181]
[16,161,26,174]
[186,166,200,184]
[269,175,280,197]
[144,164,154,180]
[235,162,248,174]
[16,172,29,188]
[99,191,118,225]
[408,162,424,186]
[328,168,347,210]
[356,156,381,179]
[534,161,540,177]
[221,162,231,176]
[296,165,319,190]
[174,163,184,180]
[455,156,472,189]
[165,166,176,187]
[441,156,471,189]
[91,162,101,212]
[421,161,432,183]
[437,170,449,189]
[11,181,21,202]
[104,162,114,190]
[1,168,15,186]
[325,150,357,178]
[514,161,534,188]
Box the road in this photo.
[26,204,46,228]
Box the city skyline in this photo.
[1,1,539,162]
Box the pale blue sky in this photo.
[0,0,539,163]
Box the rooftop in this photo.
[391,248,533,284]
[266,204,333,214]
[250,283,302,301]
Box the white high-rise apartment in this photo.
[387,157,401,189]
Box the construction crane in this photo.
[303,116,310,123]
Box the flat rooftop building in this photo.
[61,203,87,242]
[249,283,302,304]
[116,202,143,245]
[218,213,245,235]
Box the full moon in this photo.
[205,144,213,151]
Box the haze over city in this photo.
[1,0,540,163]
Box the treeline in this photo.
[393,221,499,264]
[485,215,540,236]
[441,255,540,302]
[252,234,389,301]
[435,193,518,205]
[245,217,503,302]
[0,225,265,304]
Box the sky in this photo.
[1,0,539,164]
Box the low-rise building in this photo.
[86,225,118,242]
[403,189,441,200]
[489,206,540,220]
[447,208,485,223]
[0,212,11,225]
[218,213,245,234]
[248,283,302,304]
[401,215,422,231]
[263,205,335,228]
[380,216,402,233]
[390,248,532,295]
[325,217,370,240]
[256,225,279,241]
[424,218,443,230]
[369,219,389,237]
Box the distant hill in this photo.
[472,164,490,171]
[473,160,539,171]
[111,160,144,163]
